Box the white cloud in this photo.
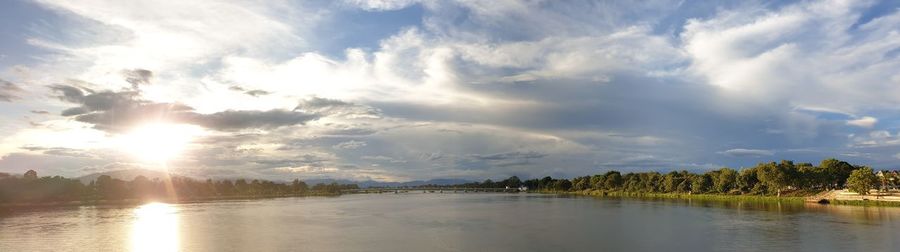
[719,148,775,157]
[332,140,367,150]
[682,0,900,112]
[344,0,422,11]
[847,116,878,128]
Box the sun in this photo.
[120,123,202,163]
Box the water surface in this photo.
[1,193,898,251]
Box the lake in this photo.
[1,193,898,251]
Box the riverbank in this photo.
[558,190,805,203]
[554,189,900,207]
[806,189,900,207]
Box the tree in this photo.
[291,179,308,193]
[503,176,522,188]
[846,167,876,195]
[756,162,787,196]
[590,174,605,190]
[573,177,589,191]
[661,171,681,193]
[820,158,855,189]
[552,179,572,191]
[24,170,37,180]
[690,174,711,194]
[714,168,738,193]
[737,167,759,194]
[602,171,622,190]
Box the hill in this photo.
[77,169,182,184]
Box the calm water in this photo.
[1,193,899,251]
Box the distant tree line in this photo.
[428,158,882,196]
[0,171,358,204]
[0,158,887,204]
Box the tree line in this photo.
[0,171,358,204]
[0,158,889,204]
[428,158,884,196]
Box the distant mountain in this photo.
[77,169,183,184]
[76,169,472,188]
[301,178,473,188]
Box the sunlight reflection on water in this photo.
[131,202,179,252]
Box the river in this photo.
[1,193,898,251]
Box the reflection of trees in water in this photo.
[803,203,900,222]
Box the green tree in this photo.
[756,162,787,196]
[690,174,711,194]
[589,175,605,190]
[661,171,681,193]
[820,158,855,189]
[603,171,623,190]
[714,168,738,193]
[503,176,522,188]
[846,167,876,195]
[737,167,759,194]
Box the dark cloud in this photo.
[229,86,271,97]
[51,84,319,132]
[187,109,318,131]
[121,69,153,89]
[0,79,24,102]
[244,89,271,97]
[30,110,50,114]
[48,84,87,103]
[20,146,96,158]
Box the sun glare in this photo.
[131,202,179,252]
[120,123,202,163]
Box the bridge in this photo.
[341,187,524,194]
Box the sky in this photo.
[1,0,900,182]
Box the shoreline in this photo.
[555,190,900,207]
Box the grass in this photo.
[830,199,900,207]
[555,189,806,203]
[552,189,900,208]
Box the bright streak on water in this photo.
[131,203,179,252]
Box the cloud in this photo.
[344,0,421,11]
[295,96,381,118]
[244,90,271,97]
[470,151,547,161]
[21,146,97,158]
[719,148,775,157]
[846,116,877,128]
[361,155,407,163]
[228,86,271,97]
[188,109,319,131]
[0,79,25,102]
[332,140,367,150]
[121,69,153,89]
[682,0,900,111]
[849,130,900,148]
[50,84,319,132]
[8,0,900,181]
